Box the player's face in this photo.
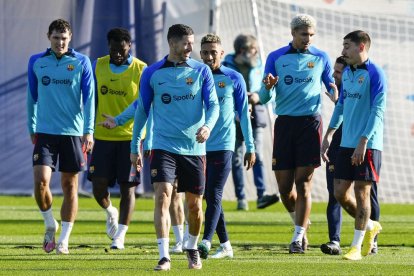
[235,44,259,68]
[48,29,72,58]
[109,39,131,66]
[291,26,315,51]
[342,39,361,66]
[332,62,345,86]
[169,35,194,62]
[200,42,224,70]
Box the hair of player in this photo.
[290,14,316,30]
[201,33,221,46]
[336,56,347,67]
[167,24,194,42]
[48,19,71,36]
[107,27,131,44]
[233,34,258,54]
[344,30,371,51]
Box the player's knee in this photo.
[278,184,293,197]
[120,184,136,198]
[35,178,49,191]
[187,200,202,214]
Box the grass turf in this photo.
[0,195,413,275]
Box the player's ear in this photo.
[167,38,174,48]
[359,42,365,52]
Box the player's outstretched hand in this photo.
[196,125,211,143]
[97,114,117,129]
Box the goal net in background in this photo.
[214,0,414,203]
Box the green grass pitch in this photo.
[0,195,413,275]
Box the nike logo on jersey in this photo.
[282,64,290,67]
[40,65,47,68]
[158,81,167,85]
[110,79,118,82]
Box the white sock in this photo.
[201,239,211,250]
[57,221,73,246]
[114,224,128,241]
[40,208,56,230]
[366,219,374,231]
[157,238,170,260]
[291,225,306,244]
[105,202,117,216]
[186,234,199,250]
[220,240,232,250]
[183,222,189,247]
[289,212,296,224]
[351,229,366,249]
[172,225,184,244]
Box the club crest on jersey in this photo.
[33,154,39,161]
[272,158,276,166]
[358,76,364,84]
[218,81,225,88]
[100,85,108,95]
[151,169,157,177]
[307,62,315,68]
[67,64,75,71]
[89,166,95,173]
[186,78,193,85]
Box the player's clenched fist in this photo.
[262,73,279,90]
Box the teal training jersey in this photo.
[329,59,387,150]
[208,65,254,153]
[27,48,95,136]
[131,56,219,155]
[259,43,334,116]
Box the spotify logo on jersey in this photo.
[161,93,172,104]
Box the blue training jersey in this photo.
[131,56,219,155]
[208,65,255,153]
[329,59,387,151]
[259,43,334,116]
[27,48,95,136]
